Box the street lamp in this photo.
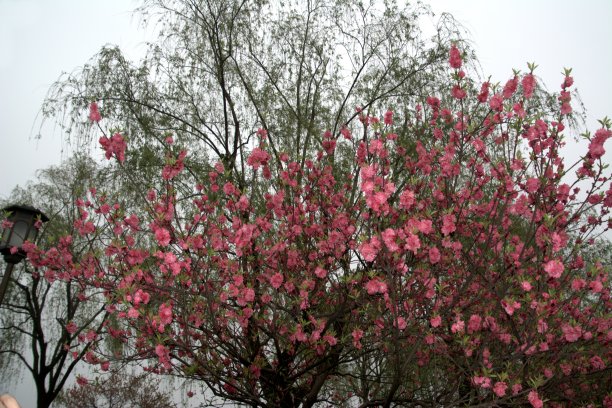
[0,204,49,306]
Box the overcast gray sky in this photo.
[1,0,611,405]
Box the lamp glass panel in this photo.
[1,227,9,246]
[9,220,29,247]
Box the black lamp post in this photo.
[0,204,49,306]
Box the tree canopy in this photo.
[2,1,609,407]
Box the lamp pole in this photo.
[0,205,49,307]
[0,263,16,307]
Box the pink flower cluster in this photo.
[99,133,127,163]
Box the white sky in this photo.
[1,0,611,405]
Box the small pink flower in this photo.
[429,246,441,264]
[155,228,171,247]
[525,177,540,193]
[467,314,482,333]
[365,279,387,295]
[270,273,284,289]
[589,280,603,293]
[359,237,381,262]
[493,381,507,397]
[544,259,564,279]
[561,323,582,342]
[441,214,456,236]
[66,321,78,334]
[489,93,503,111]
[314,266,327,279]
[528,390,543,408]
[451,85,466,99]
[522,74,536,98]
[384,110,394,125]
[399,189,415,210]
[448,45,462,69]
[561,75,574,89]
[159,303,173,325]
[588,128,611,159]
[503,77,518,99]
[247,147,270,170]
[451,318,464,334]
[76,375,89,386]
[88,102,101,123]
[430,315,442,328]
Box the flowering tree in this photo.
[0,155,113,408]
[21,44,612,407]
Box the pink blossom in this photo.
[590,355,605,370]
[66,321,78,334]
[88,102,101,122]
[477,81,489,103]
[589,280,603,293]
[396,317,407,330]
[525,177,540,193]
[472,376,491,388]
[502,299,521,316]
[384,110,394,125]
[159,303,173,325]
[451,318,464,334]
[417,219,433,234]
[544,259,564,279]
[537,319,548,334]
[270,273,284,289]
[314,266,327,279]
[528,390,543,408]
[441,214,456,236]
[562,324,582,342]
[588,128,611,159]
[399,189,415,210]
[493,381,507,397]
[243,287,255,303]
[429,246,441,264]
[571,278,586,291]
[162,150,187,180]
[381,228,399,252]
[154,227,171,247]
[155,344,171,368]
[448,45,462,69]
[430,315,442,328]
[489,94,504,112]
[76,375,89,386]
[247,147,270,170]
[522,74,536,98]
[340,127,352,140]
[503,77,518,99]
[561,75,574,89]
[404,233,421,254]
[365,279,387,295]
[467,314,482,333]
[451,85,466,99]
[359,237,381,262]
[99,132,127,163]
